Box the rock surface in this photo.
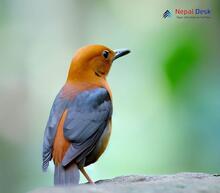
[30,173,220,193]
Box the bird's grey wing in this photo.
[62,87,112,167]
[42,90,69,171]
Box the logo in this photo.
[163,10,172,18]
[162,8,211,19]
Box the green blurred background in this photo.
[0,0,220,192]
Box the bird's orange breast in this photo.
[95,119,112,157]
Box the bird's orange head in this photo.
[67,45,130,83]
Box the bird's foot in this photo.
[80,167,95,184]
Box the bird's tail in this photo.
[54,163,80,185]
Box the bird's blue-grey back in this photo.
[42,87,112,185]
[62,88,112,167]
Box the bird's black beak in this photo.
[113,49,130,61]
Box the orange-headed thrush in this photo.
[42,45,130,185]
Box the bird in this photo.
[42,44,130,185]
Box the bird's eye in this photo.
[102,50,109,59]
